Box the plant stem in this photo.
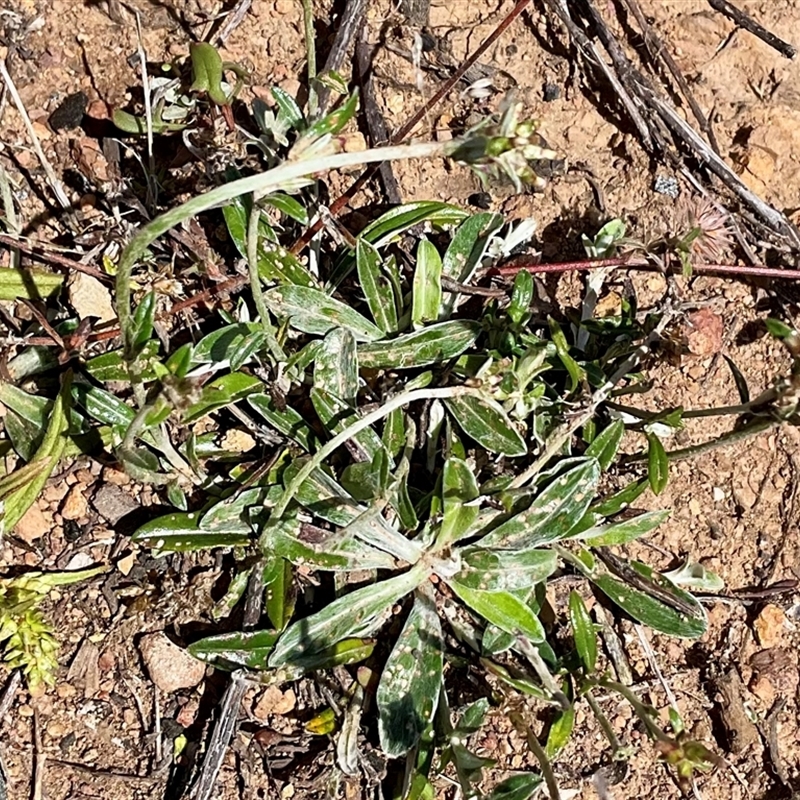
[301,0,318,117]
[585,689,624,754]
[116,139,449,361]
[593,677,670,743]
[270,385,476,520]
[508,710,561,800]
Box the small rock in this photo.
[43,482,71,504]
[14,503,50,544]
[103,467,130,486]
[253,685,297,720]
[274,0,293,13]
[754,604,788,648]
[139,632,206,693]
[116,552,135,576]
[98,650,116,672]
[61,485,88,521]
[683,308,723,357]
[748,673,776,707]
[18,704,34,718]
[92,484,138,524]
[56,682,77,699]
[48,91,88,131]
[67,272,115,324]
[176,697,200,728]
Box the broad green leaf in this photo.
[568,591,597,672]
[452,548,557,593]
[263,193,309,225]
[265,285,382,341]
[187,629,280,670]
[508,270,534,325]
[1,373,71,534]
[85,341,160,382]
[200,487,271,533]
[132,512,251,551]
[310,388,387,462]
[183,373,263,423]
[438,457,480,546]
[357,320,480,370]
[271,86,304,128]
[444,394,526,457]
[192,323,261,364]
[0,265,63,299]
[448,582,545,641]
[382,408,406,459]
[484,774,543,800]
[478,460,600,550]
[572,509,670,546]
[223,198,315,287]
[260,503,396,571]
[377,587,443,756]
[269,565,429,666]
[359,202,468,249]
[585,420,624,470]
[482,625,516,655]
[440,212,503,316]
[356,239,398,334]
[592,565,707,638]
[412,239,443,326]
[247,394,316,451]
[646,432,669,494]
[314,327,358,403]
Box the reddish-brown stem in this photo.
[289,0,533,255]
[0,233,112,282]
[490,255,800,281]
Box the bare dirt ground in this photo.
[1,1,800,799]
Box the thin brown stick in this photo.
[708,0,796,59]
[356,33,402,204]
[620,0,720,154]
[0,233,112,282]
[213,0,253,46]
[289,0,533,255]
[32,708,45,800]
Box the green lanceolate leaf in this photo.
[265,285,382,341]
[1,372,71,534]
[263,556,294,631]
[585,420,624,470]
[314,327,358,403]
[548,316,583,392]
[438,457,480,546]
[85,341,160,382]
[412,239,443,326]
[188,629,280,670]
[444,394,526,457]
[357,320,480,370]
[440,212,504,316]
[247,394,316,451]
[189,42,229,104]
[377,586,443,756]
[0,265,63,300]
[568,591,597,672]
[545,694,575,758]
[646,432,669,494]
[223,198,316,287]
[484,774,543,800]
[269,564,429,667]
[591,557,707,638]
[183,373,263,423]
[260,503,396,572]
[359,202,468,249]
[572,509,670,546]
[132,512,251,551]
[356,238,398,334]
[478,460,600,550]
[447,581,545,642]
[592,477,648,517]
[452,547,557,593]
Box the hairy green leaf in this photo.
[412,239,443,326]
[188,629,280,670]
[357,320,480,370]
[377,587,443,756]
[444,394,527,457]
[568,591,597,672]
[356,238,398,333]
[438,457,480,546]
